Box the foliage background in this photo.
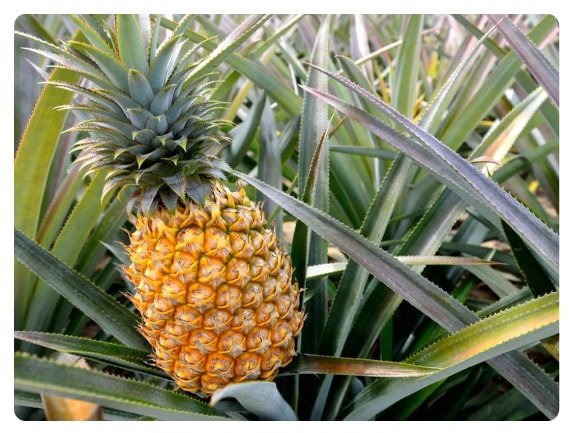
[7,5,570,427]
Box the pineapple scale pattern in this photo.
[125,184,304,394]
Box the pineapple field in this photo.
[14,14,559,421]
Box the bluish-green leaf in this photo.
[231,170,559,419]
[68,41,129,92]
[127,69,154,107]
[302,79,558,274]
[490,15,558,106]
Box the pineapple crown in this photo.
[20,15,232,213]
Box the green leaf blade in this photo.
[343,292,558,420]
[296,17,331,355]
[302,81,558,274]
[14,331,160,377]
[231,170,559,419]
[490,15,558,106]
[116,15,149,74]
[14,229,148,351]
[14,353,229,420]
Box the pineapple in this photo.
[33,15,303,395]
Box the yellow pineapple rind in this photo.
[124,183,303,395]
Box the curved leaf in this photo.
[231,171,559,418]
[160,17,302,116]
[296,16,331,355]
[490,15,558,106]
[14,55,80,329]
[187,15,270,83]
[211,382,297,421]
[343,292,558,420]
[14,331,161,377]
[24,173,109,333]
[302,79,558,273]
[15,353,229,420]
[14,229,148,351]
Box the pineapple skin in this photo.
[124,183,304,395]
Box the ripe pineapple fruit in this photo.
[31,15,303,395]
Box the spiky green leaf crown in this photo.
[23,15,231,213]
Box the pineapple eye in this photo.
[202,308,233,334]
[255,302,279,327]
[205,353,234,378]
[215,284,242,311]
[217,330,247,358]
[246,326,272,354]
[189,329,218,354]
[234,353,261,379]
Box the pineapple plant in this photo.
[19,14,303,395]
[14,14,559,421]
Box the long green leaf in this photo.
[302,79,558,273]
[343,292,558,420]
[297,17,330,356]
[320,161,418,359]
[228,89,266,167]
[231,171,476,331]
[14,57,80,329]
[37,163,85,247]
[257,95,281,218]
[14,229,148,350]
[24,173,109,333]
[14,331,160,377]
[391,15,423,117]
[160,17,302,116]
[14,353,229,420]
[14,62,78,225]
[116,15,148,74]
[187,15,270,82]
[232,171,559,418]
[490,15,558,106]
[286,354,440,378]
